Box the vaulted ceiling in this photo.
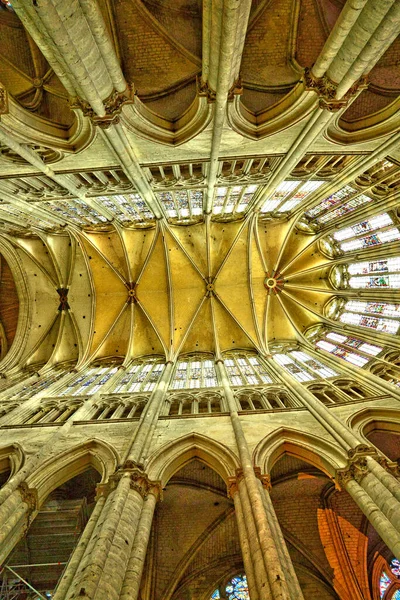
[0,0,399,370]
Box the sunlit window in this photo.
[224,354,272,386]
[157,189,203,220]
[42,199,108,226]
[170,356,218,389]
[273,350,336,382]
[315,331,381,367]
[332,213,400,252]
[261,180,323,213]
[211,574,249,600]
[112,360,165,393]
[347,257,400,288]
[212,185,258,216]
[96,194,155,225]
[339,301,400,334]
[59,366,118,396]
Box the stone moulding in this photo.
[226,80,318,140]
[121,93,214,146]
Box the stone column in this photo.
[0,482,37,564]
[123,361,175,466]
[60,468,161,600]
[264,354,400,558]
[216,359,303,600]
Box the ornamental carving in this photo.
[197,77,216,103]
[304,68,368,112]
[18,482,38,516]
[336,457,369,487]
[227,466,271,498]
[0,86,8,115]
[104,466,162,501]
[71,86,135,129]
[375,456,400,479]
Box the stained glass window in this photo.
[42,199,108,227]
[212,185,259,216]
[338,301,400,334]
[392,590,400,600]
[170,357,218,389]
[157,190,204,220]
[96,194,155,225]
[380,572,391,598]
[58,366,118,396]
[224,355,272,386]
[0,204,55,229]
[261,180,323,213]
[391,558,400,578]
[273,351,336,382]
[348,257,400,288]
[112,360,165,393]
[9,370,67,400]
[331,213,400,252]
[211,575,249,600]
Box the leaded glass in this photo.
[157,190,204,220]
[391,558,400,578]
[226,574,249,600]
[96,194,155,224]
[380,572,391,598]
[334,213,393,241]
[12,370,67,400]
[348,257,400,275]
[224,355,272,386]
[213,185,259,216]
[317,192,372,225]
[261,180,299,212]
[345,300,400,319]
[340,313,399,334]
[170,357,218,389]
[112,361,165,393]
[392,590,400,600]
[316,340,369,367]
[58,367,117,396]
[306,185,355,218]
[278,180,324,212]
[43,199,108,226]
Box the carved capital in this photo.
[71,85,135,129]
[227,77,243,101]
[336,457,369,487]
[108,466,162,501]
[18,482,38,515]
[197,77,216,103]
[304,68,368,112]
[375,456,400,479]
[227,466,271,498]
[0,86,8,115]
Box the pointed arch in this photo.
[0,443,24,478]
[348,407,400,438]
[146,432,239,486]
[26,439,119,506]
[253,427,347,478]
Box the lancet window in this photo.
[0,204,56,230]
[379,558,400,598]
[157,190,203,221]
[212,185,259,216]
[8,369,68,401]
[42,199,108,226]
[170,356,218,390]
[224,354,272,386]
[261,180,324,213]
[58,366,118,397]
[111,359,165,393]
[339,300,400,334]
[273,350,337,382]
[316,331,382,367]
[211,574,249,600]
[96,194,155,225]
[333,213,400,252]
[342,257,400,289]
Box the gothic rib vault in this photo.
[1,1,400,600]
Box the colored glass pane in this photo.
[391,558,400,578]
[226,574,249,600]
[380,571,391,598]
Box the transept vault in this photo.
[0,0,400,599]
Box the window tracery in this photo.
[8,369,68,400]
[261,180,324,213]
[112,359,165,394]
[331,257,400,290]
[379,558,400,598]
[211,574,249,600]
[212,184,260,217]
[157,189,203,222]
[273,350,336,382]
[41,199,108,227]
[96,194,155,226]
[167,390,223,415]
[315,331,382,367]
[332,213,400,253]
[58,366,118,397]
[224,353,272,386]
[339,300,400,335]
[170,356,218,390]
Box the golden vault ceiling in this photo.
[0,0,400,371]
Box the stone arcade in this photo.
[0,0,400,599]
